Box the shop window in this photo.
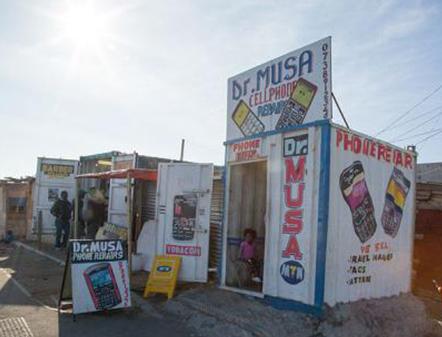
[8,197,27,213]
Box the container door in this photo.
[156,163,213,282]
[32,158,78,234]
[107,154,136,226]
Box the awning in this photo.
[75,168,157,181]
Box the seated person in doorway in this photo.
[239,228,261,283]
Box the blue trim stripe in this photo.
[264,295,323,317]
[224,119,329,145]
[314,122,331,307]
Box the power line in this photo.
[416,129,442,146]
[376,84,442,137]
[389,110,442,142]
[390,128,442,143]
[387,105,442,132]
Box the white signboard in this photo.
[325,126,415,305]
[227,37,331,141]
[71,240,131,314]
[274,129,318,303]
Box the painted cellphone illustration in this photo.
[381,167,411,238]
[276,78,318,129]
[84,263,122,310]
[340,161,377,243]
[232,100,265,136]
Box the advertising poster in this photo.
[227,37,331,141]
[71,240,131,314]
[48,188,59,202]
[325,126,415,304]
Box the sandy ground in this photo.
[3,240,442,337]
[149,286,442,337]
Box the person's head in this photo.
[243,228,256,243]
[60,190,68,201]
[79,190,87,199]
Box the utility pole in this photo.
[180,139,185,161]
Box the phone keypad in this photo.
[94,285,121,309]
[241,112,265,136]
[276,100,307,129]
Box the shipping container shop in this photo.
[221,37,416,315]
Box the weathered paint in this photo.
[324,124,416,305]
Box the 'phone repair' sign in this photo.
[70,240,131,315]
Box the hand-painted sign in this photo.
[70,240,131,315]
[279,133,308,285]
[166,244,201,256]
[326,126,415,303]
[228,138,263,162]
[41,163,75,178]
[144,255,181,299]
[227,37,331,141]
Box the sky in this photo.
[1,0,442,178]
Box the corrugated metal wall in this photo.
[142,181,157,223]
[209,178,224,270]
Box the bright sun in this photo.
[61,2,110,49]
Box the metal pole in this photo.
[180,139,185,161]
[126,174,133,280]
[332,92,350,129]
[73,179,80,239]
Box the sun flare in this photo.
[61,2,109,49]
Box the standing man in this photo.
[50,190,72,248]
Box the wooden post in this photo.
[73,179,80,239]
[126,174,133,280]
[180,139,185,161]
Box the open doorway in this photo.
[226,160,267,293]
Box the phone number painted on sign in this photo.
[227,37,331,141]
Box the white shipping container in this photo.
[221,121,416,315]
[32,157,79,236]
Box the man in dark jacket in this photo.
[50,190,72,248]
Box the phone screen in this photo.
[291,78,317,110]
[232,101,250,127]
[90,269,112,287]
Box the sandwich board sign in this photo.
[144,255,181,299]
[70,240,131,314]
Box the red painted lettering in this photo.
[284,183,305,208]
[282,235,302,260]
[405,153,413,169]
[285,157,305,183]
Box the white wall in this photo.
[325,124,416,305]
